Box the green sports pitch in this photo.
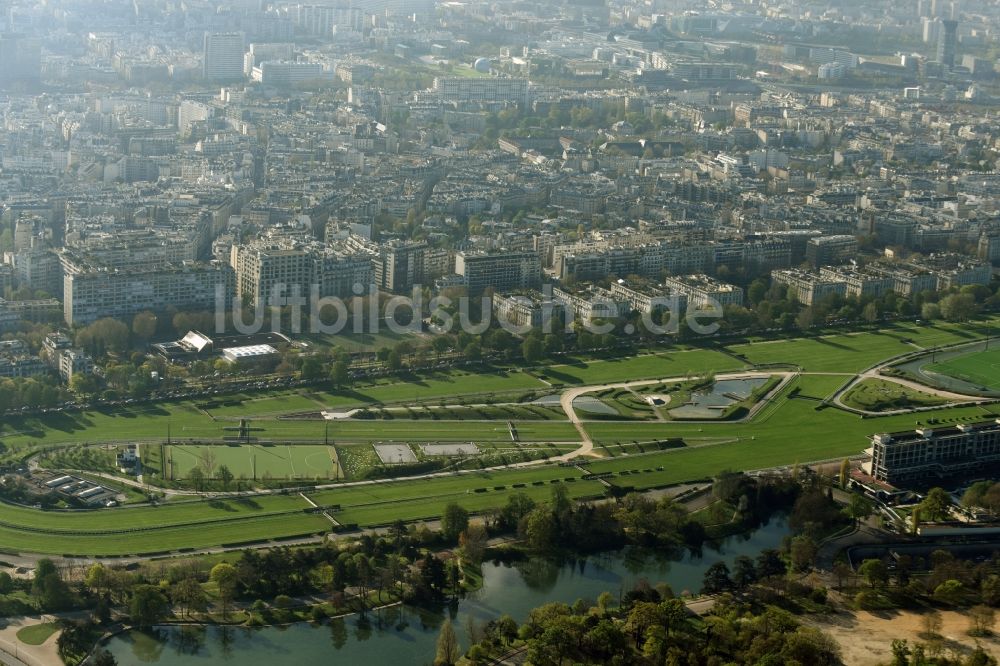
[154,443,341,481]
[925,348,1000,391]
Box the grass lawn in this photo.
[0,512,331,556]
[728,332,915,373]
[841,378,948,412]
[162,443,340,481]
[581,374,999,488]
[728,318,1000,374]
[17,622,59,645]
[535,349,740,386]
[926,348,1000,391]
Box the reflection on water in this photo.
[106,515,789,666]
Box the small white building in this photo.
[221,344,280,364]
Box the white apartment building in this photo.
[662,274,744,308]
[203,32,245,82]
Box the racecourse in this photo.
[1,318,999,557]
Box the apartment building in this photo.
[609,282,685,314]
[662,274,743,308]
[203,32,245,82]
[231,239,373,308]
[819,267,894,298]
[492,292,564,329]
[806,235,858,268]
[433,77,529,107]
[454,250,542,295]
[553,286,629,324]
[771,269,848,305]
[63,255,234,326]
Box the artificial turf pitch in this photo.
[926,348,1000,391]
[163,443,340,480]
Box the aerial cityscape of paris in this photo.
[0,0,999,663]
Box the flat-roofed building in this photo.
[609,281,686,313]
[454,250,541,296]
[221,344,280,363]
[62,251,234,326]
[433,76,529,107]
[771,269,847,305]
[865,420,1000,486]
[806,235,858,268]
[492,291,564,329]
[553,286,628,325]
[819,266,894,298]
[662,274,743,307]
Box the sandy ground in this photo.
[807,608,1000,665]
[0,615,63,666]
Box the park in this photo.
[2,316,1000,557]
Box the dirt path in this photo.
[807,608,1000,665]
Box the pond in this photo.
[105,515,790,665]
[668,376,768,420]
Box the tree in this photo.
[522,336,544,364]
[919,487,952,522]
[217,465,234,490]
[969,605,996,636]
[34,559,71,611]
[194,453,217,485]
[756,549,787,580]
[920,610,943,638]
[847,494,874,526]
[789,535,818,572]
[939,293,977,322]
[496,615,518,645]
[434,618,460,666]
[76,318,131,356]
[132,311,158,342]
[701,561,732,594]
[981,575,1000,606]
[210,563,238,618]
[543,334,563,356]
[441,502,469,543]
[130,585,169,629]
[84,563,109,596]
[331,359,351,388]
[796,307,814,330]
[188,467,206,492]
[859,559,889,589]
[69,372,99,396]
[550,483,571,517]
[300,357,324,380]
[862,302,879,324]
[748,279,769,305]
[933,579,967,606]
[732,555,758,589]
[171,577,208,618]
[921,302,941,320]
[387,349,404,371]
[520,507,557,552]
[458,523,488,565]
[838,458,850,489]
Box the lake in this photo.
[105,515,789,665]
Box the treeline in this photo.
[454,587,996,666]
[0,376,69,412]
[457,586,844,666]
